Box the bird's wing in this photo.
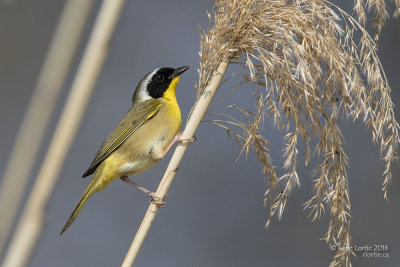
[82,100,162,178]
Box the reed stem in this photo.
[1,1,126,266]
[0,0,94,258]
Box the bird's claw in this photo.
[147,192,170,198]
[178,133,196,144]
[149,199,166,207]
[148,192,169,207]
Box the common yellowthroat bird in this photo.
[60,66,190,235]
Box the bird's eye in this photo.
[155,74,164,83]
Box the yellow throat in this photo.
[163,76,180,102]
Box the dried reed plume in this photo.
[197,0,399,266]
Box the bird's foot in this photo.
[147,191,170,198]
[150,199,166,207]
[149,194,167,207]
[177,132,196,144]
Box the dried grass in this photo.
[197,0,400,266]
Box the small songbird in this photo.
[60,66,190,234]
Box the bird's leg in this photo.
[120,176,166,206]
[120,176,153,195]
[153,132,196,162]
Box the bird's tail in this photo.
[60,186,94,235]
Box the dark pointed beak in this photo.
[170,66,190,79]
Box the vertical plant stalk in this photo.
[0,0,94,257]
[0,1,126,267]
[121,60,229,267]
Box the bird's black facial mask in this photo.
[147,68,175,98]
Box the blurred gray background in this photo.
[0,0,399,266]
